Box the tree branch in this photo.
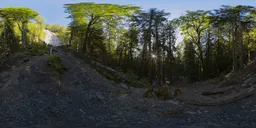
[16,23,23,32]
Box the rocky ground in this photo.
[1,47,256,128]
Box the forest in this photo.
[1,3,256,85]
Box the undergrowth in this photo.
[48,54,67,74]
[19,43,49,56]
[144,85,172,100]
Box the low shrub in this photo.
[144,85,172,100]
[48,54,67,74]
[20,43,49,56]
[174,88,181,96]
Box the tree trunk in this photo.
[157,54,161,86]
[123,48,128,72]
[148,10,153,56]
[82,31,88,53]
[168,48,173,83]
[138,43,147,80]
[129,38,133,68]
[162,53,166,85]
[21,22,27,48]
[69,27,74,46]
[247,34,251,63]
[118,48,123,66]
[147,10,154,83]
[232,25,238,71]
[197,35,204,79]
[205,29,211,78]
[238,19,244,69]
[3,25,7,49]
[82,20,93,54]
[107,23,112,52]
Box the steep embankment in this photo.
[0,47,184,127]
[176,61,256,106]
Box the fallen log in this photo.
[201,86,234,96]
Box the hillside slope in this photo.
[1,48,256,127]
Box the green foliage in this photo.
[45,24,69,45]
[27,22,45,43]
[0,19,20,53]
[0,7,39,48]
[45,24,65,33]
[64,2,140,53]
[21,43,49,56]
[62,3,256,86]
[144,86,154,98]
[48,54,67,73]
[0,7,39,23]
[34,16,45,25]
[127,70,139,80]
[144,85,171,100]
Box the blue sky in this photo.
[0,0,255,26]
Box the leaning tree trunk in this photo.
[82,20,93,54]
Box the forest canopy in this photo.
[1,3,256,85]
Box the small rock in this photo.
[95,92,105,100]
[197,110,202,114]
[23,58,29,62]
[242,78,252,87]
[186,111,197,115]
[120,83,128,89]
[119,94,129,99]
[167,100,180,105]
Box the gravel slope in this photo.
[1,48,256,128]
